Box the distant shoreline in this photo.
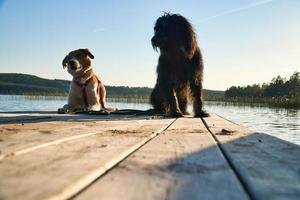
[1,94,299,109]
[2,73,298,108]
[0,73,224,99]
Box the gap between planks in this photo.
[0,131,108,160]
[0,119,146,160]
[74,117,250,200]
[45,118,177,200]
[0,119,160,161]
[201,116,254,200]
[202,113,300,200]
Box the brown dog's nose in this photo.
[69,60,78,70]
[70,66,76,70]
[69,60,75,66]
[68,60,77,70]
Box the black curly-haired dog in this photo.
[150,13,209,117]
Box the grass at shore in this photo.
[206,97,300,108]
[2,94,299,109]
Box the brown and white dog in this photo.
[58,48,107,113]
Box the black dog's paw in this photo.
[194,110,210,118]
[152,109,166,115]
[181,110,190,115]
[57,108,66,114]
[169,110,184,118]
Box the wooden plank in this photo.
[0,112,143,124]
[0,113,70,123]
[0,120,148,160]
[203,113,300,200]
[75,117,249,200]
[0,118,175,200]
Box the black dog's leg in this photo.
[163,87,183,117]
[176,86,189,115]
[178,97,189,115]
[190,80,209,117]
[150,85,166,114]
[189,49,209,117]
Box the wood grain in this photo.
[75,117,249,200]
[0,118,175,200]
[203,113,300,200]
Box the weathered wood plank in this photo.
[203,113,300,200]
[75,117,249,200]
[0,118,175,200]
[0,113,72,123]
[0,112,145,124]
[0,120,147,160]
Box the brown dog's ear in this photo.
[62,56,68,69]
[82,48,94,59]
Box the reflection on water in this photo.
[0,95,299,145]
[0,95,68,112]
[0,95,151,112]
[205,101,300,145]
[107,98,150,110]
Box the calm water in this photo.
[0,95,299,145]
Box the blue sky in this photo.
[0,0,299,90]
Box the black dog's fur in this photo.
[150,13,208,117]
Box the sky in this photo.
[0,0,299,90]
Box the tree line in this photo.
[0,73,153,98]
[0,73,224,99]
[224,72,300,107]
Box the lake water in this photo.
[0,95,299,145]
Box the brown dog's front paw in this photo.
[194,110,210,118]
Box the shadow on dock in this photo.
[168,133,300,199]
[0,113,299,199]
[0,111,168,124]
[89,132,300,200]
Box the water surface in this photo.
[205,101,300,145]
[0,95,299,145]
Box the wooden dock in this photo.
[0,112,299,200]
